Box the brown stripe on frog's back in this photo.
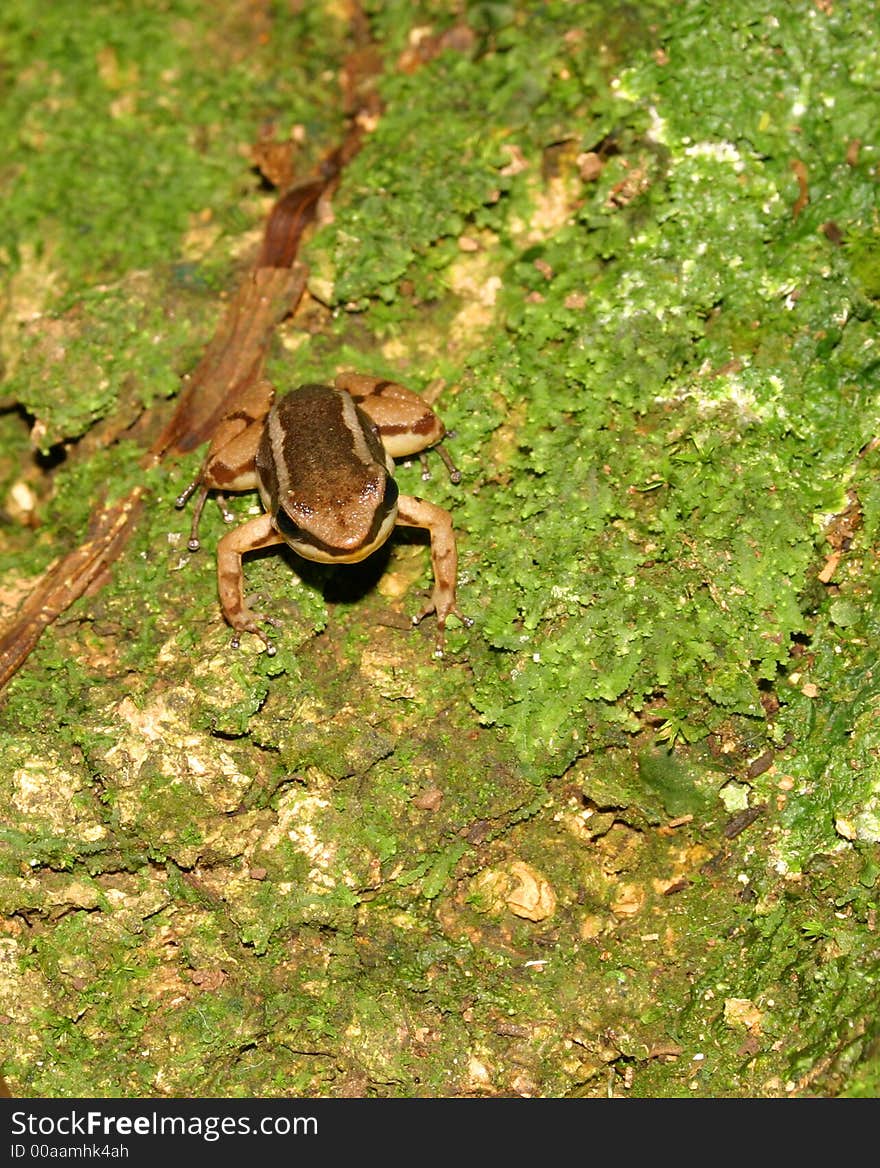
[338,387,386,469]
[258,385,334,504]
[258,384,387,511]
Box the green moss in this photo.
[7,274,217,450]
[0,0,346,285]
[3,0,880,1101]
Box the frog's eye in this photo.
[275,508,306,543]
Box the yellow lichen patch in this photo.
[95,44,140,109]
[98,874,171,935]
[652,841,715,894]
[358,646,419,700]
[723,997,764,1033]
[256,789,344,893]
[507,168,581,248]
[100,689,255,814]
[443,236,505,348]
[597,823,644,875]
[104,694,179,763]
[10,746,105,841]
[610,882,645,918]
[578,913,605,940]
[471,860,557,922]
[466,1052,494,1091]
[505,862,556,921]
[558,798,617,844]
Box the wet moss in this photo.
[1,0,879,1099]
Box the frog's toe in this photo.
[242,595,284,630]
[230,625,276,655]
[229,602,282,654]
[412,599,471,656]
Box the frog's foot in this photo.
[229,602,282,655]
[412,598,472,656]
[215,492,236,524]
[417,442,461,484]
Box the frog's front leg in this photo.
[396,494,468,653]
[216,512,285,652]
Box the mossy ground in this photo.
[0,0,878,1098]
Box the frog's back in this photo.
[256,383,398,558]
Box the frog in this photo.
[176,372,466,655]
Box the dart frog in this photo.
[177,372,467,655]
